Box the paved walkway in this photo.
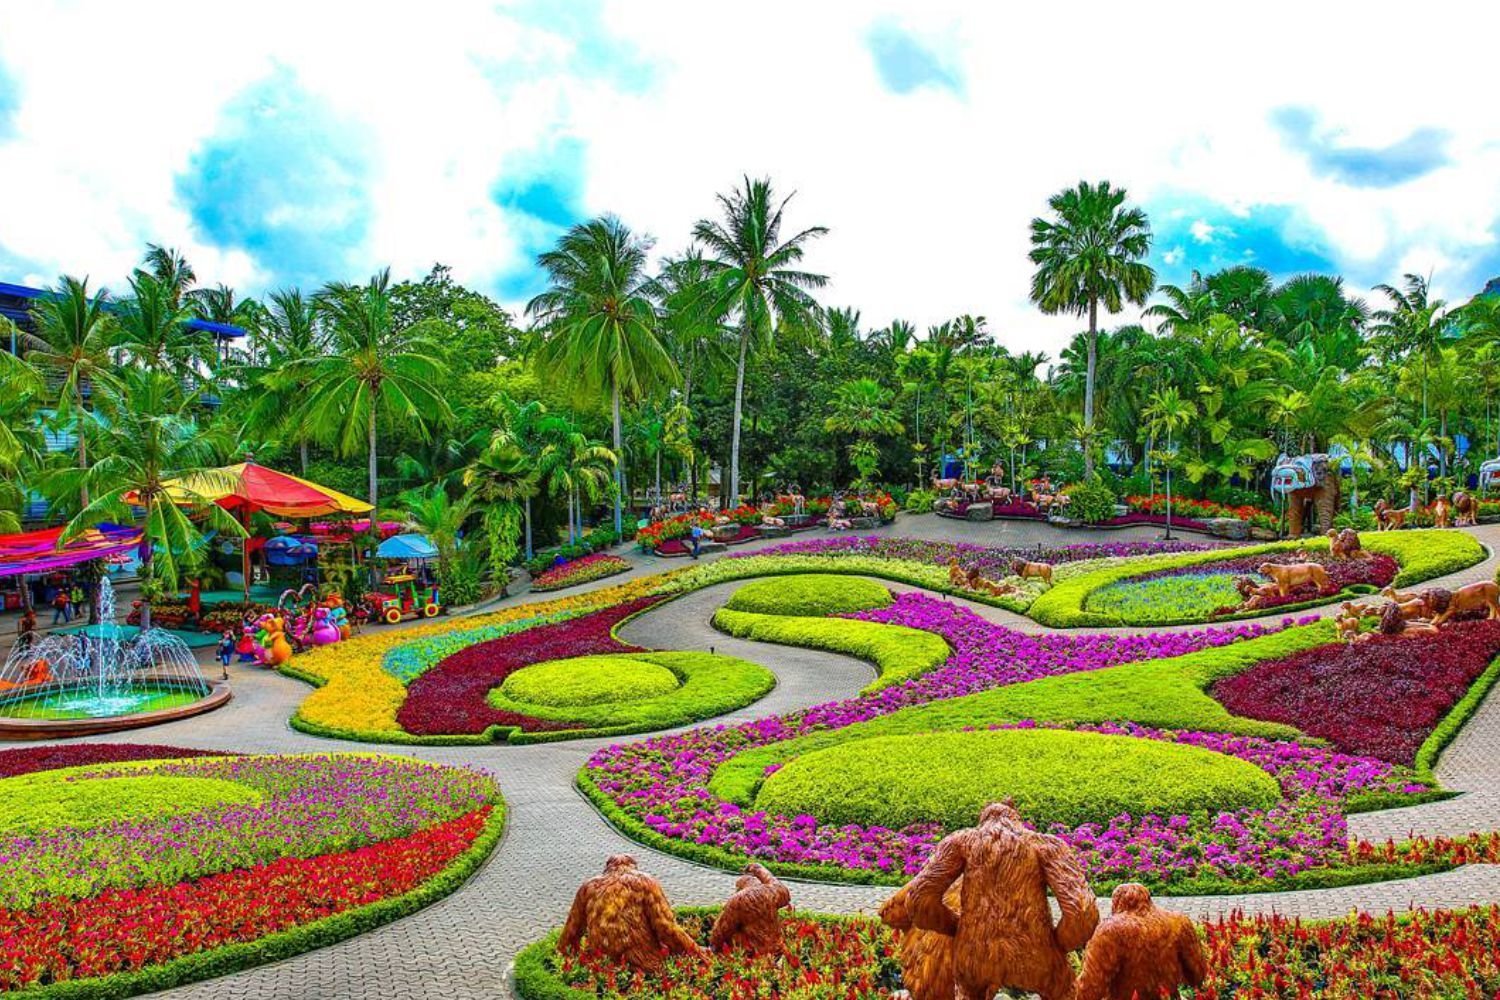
[11,517,1500,999]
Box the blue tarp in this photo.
[376,533,438,560]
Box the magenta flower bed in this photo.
[739,535,1213,583]
[939,499,1046,520]
[1212,619,1500,764]
[1096,512,1212,532]
[655,524,761,555]
[397,597,661,736]
[583,594,1377,884]
[0,743,234,778]
[531,552,631,591]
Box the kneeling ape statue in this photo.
[559,855,703,972]
[1326,528,1369,560]
[903,800,1099,1000]
[709,863,791,957]
[1075,883,1207,1000]
[879,878,962,1000]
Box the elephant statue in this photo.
[1271,454,1340,537]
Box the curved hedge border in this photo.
[1028,530,1485,628]
[9,793,507,1000]
[712,607,950,693]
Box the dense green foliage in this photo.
[722,574,893,617]
[712,607,950,693]
[754,728,1281,831]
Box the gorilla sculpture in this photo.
[559,855,703,972]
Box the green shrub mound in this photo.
[753,728,1281,832]
[712,608,948,693]
[499,655,680,707]
[723,573,893,617]
[0,773,261,839]
[487,651,775,737]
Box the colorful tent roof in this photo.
[0,523,142,578]
[155,462,373,518]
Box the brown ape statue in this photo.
[904,801,1099,1000]
[1326,528,1370,560]
[1454,491,1479,527]
[1258,561,1332,597]
[1431,494,1453,529]
[1427,580,1500,626]
[1374,499,1408,531]
[708,863,791,957]
[879,878,962,1000]
[1075,883,1207,1000]
[1010,558,1054,588]
[559,855,704,972]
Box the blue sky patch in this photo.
[1271,106,1449,188]
[491,136,589,302]
[866,22,961,96]
[1148,195,1338,285]
[175,67,375,289]
[477,0,655,95]
[0,55,19,137]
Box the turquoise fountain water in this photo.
[0,578,211,719]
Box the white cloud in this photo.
[1,0,1499,359]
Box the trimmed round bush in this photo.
[753,728,1282,831]
[500,655,680,707]
[0,773,261,838]
[724,574,892,617]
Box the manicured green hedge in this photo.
[487,651,775,738]
[1028,530,1484,628]
[711,608,950,694]
[0,773,259,839]
[709,622,1331,805]
[499,655,680,707]
[11,798,507,1000]
[1413,652,1500,786]
[754,728,1280,832]
[723,573,893,617]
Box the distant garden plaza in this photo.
[7,96,1500,1000]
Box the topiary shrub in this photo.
[1063,477,1117,524]
[903,488,936,513]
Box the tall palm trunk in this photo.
[76,387,90,507]
[683,365,697,500]
[139,540,153,631]
[523,495,533,560]
[1083,296,1098,478]
[729,329,750,507]
[367,407,379,511]
[611,382,624,535]
[300,439,309,476]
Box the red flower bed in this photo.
[0,808,488,991]
[396,597,662,736]
[0,743,234,778]
[1211,619,1500,764]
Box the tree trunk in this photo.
[729,329,750,508]
[611,382,624,536]
[77,393,89,508]
[1084,296,1098,479]
[139,541,153,631]
[367,408,378,512]
[523,495,533,560]
[300,439,309,476]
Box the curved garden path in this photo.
[10,518,1500,998]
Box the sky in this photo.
[2,0,1499,358]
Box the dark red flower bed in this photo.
[937,499,1046,520]
[0,807,488,991]
[1096,511,1212,531]
[655,524,760,555]
[397,597,662,736]
[1211,619,1500,764]
[0,743,235,778]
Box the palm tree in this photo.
[242,288,324,473]
[62,370,241,628]
[141,244,197,307]
[485,395,552,559]
[1029,180,1156,477]
[528,216,678,535]
[26,275,120,507]
[114,271,205,377]
[692,176,828,505]
[824,377,903,485]
[302,268,451,513]
[537,415,616,544]
[1143,387,1197,538]
[400,483,476,599]
[463,438,531,593]
[1370,274,1448,424]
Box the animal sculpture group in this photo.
[1330,578,1500,642]
[560,803,1207,1000]
[1373,491,1479,531]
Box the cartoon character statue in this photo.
[235,622,262,663]
[311,605,342,646]
[323,594,352,640]
[254,614,294,666]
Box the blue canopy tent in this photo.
[375,533,439,561]
[263,535,320,567]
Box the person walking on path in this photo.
[51,587,71,625]
[15,607,37,652]
[689,523,705,560]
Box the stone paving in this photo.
[9,517,1499,998]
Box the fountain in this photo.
[0,578,230,739]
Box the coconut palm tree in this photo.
[824,377,903,485]
[241,289,325,474]
[114,271,206,378]
[536,414,616,544]
[302,268,451,513]
[1029,180,1156,477]
[141,244,197,307]
[26,275,121,507]
[1370,274,1449,424]
[1143,386,1197,538]
[463,433,534,592]
[400,483,475,597]
[692,176,828,506]
[61,370,241,628]
[528,216,678,535]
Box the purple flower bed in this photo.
[583,594,1386,886]
[738,535,1214,582]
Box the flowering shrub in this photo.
[516,905,1500,1000]
[530,552,632,592]
[1126,493,1281,531]
[1212,619,1500,764]
[0,743,233,778]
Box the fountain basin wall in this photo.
[0,679,231,740]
